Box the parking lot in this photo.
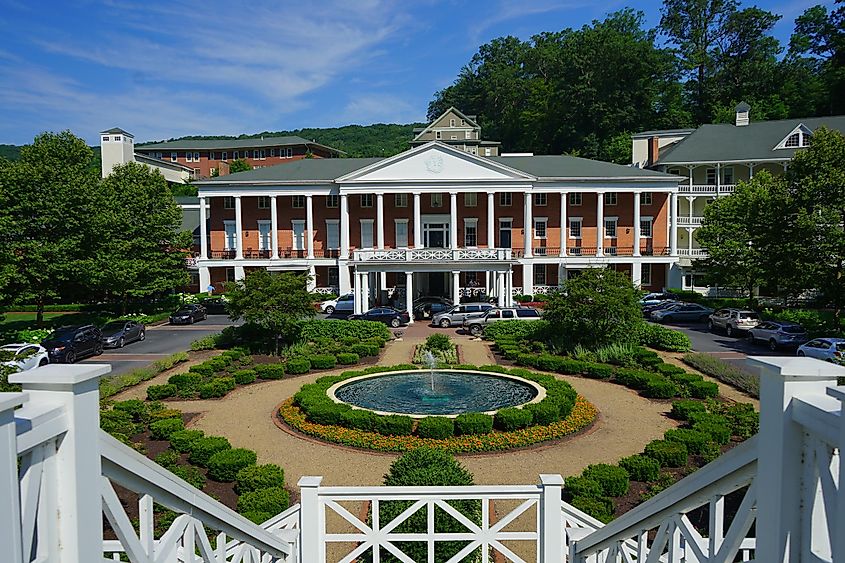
[660,319,782,369]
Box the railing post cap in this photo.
[298,476,323,488]
[9,363,111,386]
[826,386,845,403]
[0,392,26,412]
[539,474,564,486]
[746,356,845,381]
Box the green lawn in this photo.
[0,312,80,325]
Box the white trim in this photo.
[325,219,340,250]
[533,217,548,239]
[774,123,813,150]
[568,217,583,239]
[359,218,375,249]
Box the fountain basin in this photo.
[327,369,546,418]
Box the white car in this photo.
[320,293,355,315]
[797,338,845,363]
[1,343,49,372]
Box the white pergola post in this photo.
[199,196,208,259]
[560,192,567,257]
[376,193,385,250]
[0,393,25,563]
[361,273,370,312]
[716,163,721,196]
[297,476,324,563]
[487,192,495,248]
[670,193,678,255]
[450,192,459,250]
[631,261,642,287]
[340,194,350,260]
[595,191,604,257]
[497,272,505,307]
[523,192,533,257]
[405,272,414,323]
[306,194,314,259]
[353,272,362,315]
[522,263,533,296]
[10,364,112,563]
[539,475,564,563]
[507,269,514,307]
[452,270,461,305]
[633,192,641,257]
[270,195,279,259]
[234,195,243,259]
[413,192,422,248]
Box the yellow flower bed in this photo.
[278,396,598,454]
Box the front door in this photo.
[424,223,449,248]
[258,221,272,251]
[224,222,237,250]
[499,219,512,249]
[292,221,305,251]
[427,272,446,298]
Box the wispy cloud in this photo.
[467,0,593,42]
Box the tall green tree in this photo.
[0,131,102,324]
[95,162,191,313]
[228,158,252,174]
[789,3,845,115]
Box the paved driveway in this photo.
[660,320,784,369]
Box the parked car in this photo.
[642,300,680,317]
[747,321,808,350]
[169,304,207,325]
[708,308,761,337]
[200,297,228,315]
[431,302,495,328]
[463,307,542,336]
[320,293,354,315]
[640,292,675,306]
[41,325,103,364]
[0,343,49,371]
[100,320,146,348]
[348,307,410,327]
[797,338,845,363]
[651,303,713,323]
[414,301,451,321]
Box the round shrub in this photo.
[150,418,184,440]
[584,363,614,380]
[350,344,378,357]
[454,413,493,435]
[171,465,207,490]
[655,363,687,377]
[582,464,630,497]
[112,399,148,423]
[238,355,254,366]
[425,333,452,352]
[241,511,272,525]
[285,357,311,375]
[644,439,688,468]
[148,408,182,422]
[305,403,351,426]
[618,455,660,482]
[188,364,215,377]
[233,369,257,385]
[188,436,232,467]
[723,403,759,438]
[614,369,654,390]
[168,429,205,453]
[665,428,711,455]
[565,476,603,498]
[494,407,533,431]
[254,363,285,380]
[643,377,679,399]
[336,352,360,365]
[340,409,379,432]
[524,400,560,426]
[309,354,337,369]
[670,400,706,421]
[221,349,245,361]
[701,441,722,463]
[693,421,732,445]
[376,415,414,436]
[236,464,285,494]
[689,380,719,399]
[198,379,230,399]
[147,384,177,401]
[237,486,290,515]
[154,449,179,469]
[207,448,258,482]
[571,495,613,523]
[416,417,455,439]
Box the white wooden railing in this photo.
[353,248,512,262]
[678,185,736,194]
[677,216,704,226]
[678,248,708,257]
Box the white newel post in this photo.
[376,193,385,250]
[595,191,604,257]
[340,194,350,260]
[413,192,422,248]
[450,192,459,250]
[487,192,495,248]
[10,364,112,563]
[270,195,279,259]
[405,271,414,323]
[452,270,460,305]
[234,195,244,259]
[539,474,564,563]
[524,192,533,257]
[306,194,314,259]
[670,193,678,255]
[298,476,324,563]
[560,192,567,257]
[0,393,25,563]
[747,357,841,563]
[199,196,208,259]
[633,191,641,257]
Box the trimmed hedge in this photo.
[285,357,312,375]
[207,448,258,482]
[233,369,257,385]
[376,415,414,436]
[618,455,660,482]
[670,400,707,421]
[309,354,337,369]
[198,379,230,399]
[235,464,285,494]
[147,384,177,400]
[168,429,205,453]
[416,417,455,439]
[337,353,360,365]
[689,380,719,399]
[494,407,533,431]
[300,319,390,343]
[643,377,679,399]
[149,418,184,440]
[455,413,493,435]
[582,464,630,497]
[237,486,290,515]
[565,476,603,498]
[637,323,692,352]
[571,495,613,523]
[693,421,732,445]
[171,465,207,490]
[254,363,286,380]
[644,439,688,467]
[665,428,711,455]
[188,436,232,467]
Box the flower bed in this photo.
[412,334,459,365]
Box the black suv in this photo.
[41,325,103,364]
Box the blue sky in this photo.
[0,0,831,145]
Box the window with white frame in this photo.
[450,118,455,127]
[259,149,266,160]
[395,193,408,207]
[498,218,513,248]
[469,146,477,155]
[223,221,237,250]
[258,196,271,209]
[604,192,618,206]
[535,193,547,206]
[326,195,339,208]
[193,168,200,175]
[328,267,339,288]
[641,192,653,205]
[252,150,259,159]
[257,220,271,250]
[226,267,236,282]
[642,264,652,286]
[534,266,547,285]
[185,152,193,162]
[360,220,374,248]
[435,131,442,140]
[114,135,121,142]
[224,197,235,210]
[465,131,471,139]
[484,148,492,156]
[464,219,478,247]
[269,149,275,157]
[285,148,293,158]
[395,219,409,247]
[723,166,734,185]
[499,192,512,206]
[534,218,547,239]
[569,217,582,239]
[102,136,110,142]
[326,220,340,249]
[292,195,305,208]
[361,194,373,208]
[706,168,717,185]
[640,217,653,238]
[431,193,443,207]
[222,151,227,160]
[464,193,477,207]
[233,151,239,159]
[209,168,217,176]
[569,192,582,206]
[604,217,618,238]
[171,152,178,162]
[193,152,200,162]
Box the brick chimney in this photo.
[648,136,660,166]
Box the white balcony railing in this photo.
[678,248,709,258]
[353,247,512,262]
[677,216,705,226]
[678,184,736,194]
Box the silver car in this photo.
[747,321,808,351]
[431,303,494,328]
[463,307,543,336]
[708,308,761,337]
[797,338,845,363]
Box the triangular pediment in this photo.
[774,123,813,150]
[337,142,534,183]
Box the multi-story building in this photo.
[194,141,681,319]
[100,128,195,182]
[134,135,343,179]
[633,104,845,291]
[411,107,501,156]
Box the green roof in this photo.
[136,135,342,154]
[656,116,845,164]
[491,155,677,179]
[200,158,383,183]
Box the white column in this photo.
[539,475,564,563]
[522,263,533,296]
[747,357,841,563]
[376,193,385,250]
[405,272,414,323]
[10,365,112,563]
[560,192,567,257]
[716,163,721,195]
[234,195,243,259]
[199,267,210,292]
[450,192,458,250]
[362,272,370,311]
[0,393,25,563]
[307,265,317,292]
[199,196,208,259]
[523,192,533,257]
[633,192,641,257]
[298,476,324,562]
[507,269,514,307]
[631,262,642,287]
[487,192,495,248]
[413,192,422,248]
[596,191,604,257]
[353,272,362,314]
[749,163,755,178]
[270,195,279,259]
[670,193,678,255]
[485,271,491,296]
[306,194,314,259]
[452,270,460,305]
[339,265,351,295]
[497,272,505,307]
[340,194,350,259]
[234,266,245,280]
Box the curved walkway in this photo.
[166,339,676,487]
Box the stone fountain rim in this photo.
[326,368,547,419]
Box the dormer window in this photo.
[102,136,109,142]
[785,133,800,147]
[114,135,121,142]
[776,125,813,149]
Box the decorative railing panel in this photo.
[678,216,705,226]
[678,248,708,257]
[678,184,736,194]
[354,248,512,262]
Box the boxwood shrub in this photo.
[494,407,533,431]
[188,436,232,467]
[376,415,414,436]
[169,372,205,390]
[341,409,379,432]
[584,363,613,380]
[336,353,359,365]
[148,408,182,422]
[454,413,493,435]
[416,417,455,439]
[236,463,285,494]
[233,369,257,385]
[665,428,711,454]
[350,344,379,357]
[171,465,207,490]
[147,384,177,401]
[254,363,285,380]
[198,379,230,399]
[309,354,337,369]
[207,448,258,482]
[524,400,559,426]
[300,319,391,343]
[643,377,679,399]
[168,429,205,453]
[149,418,184,440]
[571,495,613,523]
[644,439,688,468]
[670,400,706,421]
[285,357,311,375]
[188,363,215,377]
[689,380,719,399]
[722,403,759,438]
[693,421,732,444]
[582,464,630,497]
[618,454,660,482]
[237,486,290,515]
[564,476,603,498]
[112,399,149,423]
[306,402,351,426]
